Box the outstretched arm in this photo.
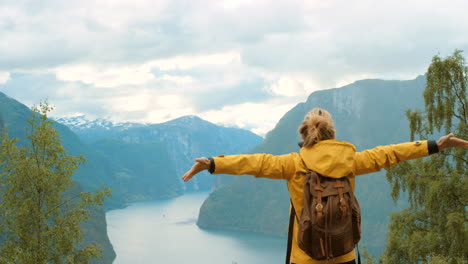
[182,153,297,182]
[354,133,468,176]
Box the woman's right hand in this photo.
[437,133,468,150]
[181,157,211,182]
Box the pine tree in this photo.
[0,102,111,264]
[383,50,467,263]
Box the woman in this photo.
[182,108,468,264]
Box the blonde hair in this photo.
[298,108,335,147]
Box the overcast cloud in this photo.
[1,0,468,135]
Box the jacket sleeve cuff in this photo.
[208,157,215,174]
[428,140,439,155]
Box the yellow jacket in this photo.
[211,139,437,264]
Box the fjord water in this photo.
[106,192,285,264]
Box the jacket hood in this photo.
[299,139,356,178]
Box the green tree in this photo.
[383,50,467,263]
[360,246,378,264]
[0,102,111,264]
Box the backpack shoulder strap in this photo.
[285,199,295,264]
[285,154,314,264]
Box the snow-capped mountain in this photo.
[54,115,147,142]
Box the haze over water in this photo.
[106,192,286,264]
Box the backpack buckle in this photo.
[316,203,323,211]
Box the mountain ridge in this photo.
[56,112,263,192]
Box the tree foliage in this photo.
[383,50,468,263]
[0,102,111,264]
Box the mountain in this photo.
[197,75,427,257]
[57,115,264,192]
[0,92,116,264]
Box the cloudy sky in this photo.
[1,0,467,135]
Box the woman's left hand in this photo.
[182,157,211,182]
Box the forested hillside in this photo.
[0,93,116,264]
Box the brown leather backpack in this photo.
[285,167,361,263]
